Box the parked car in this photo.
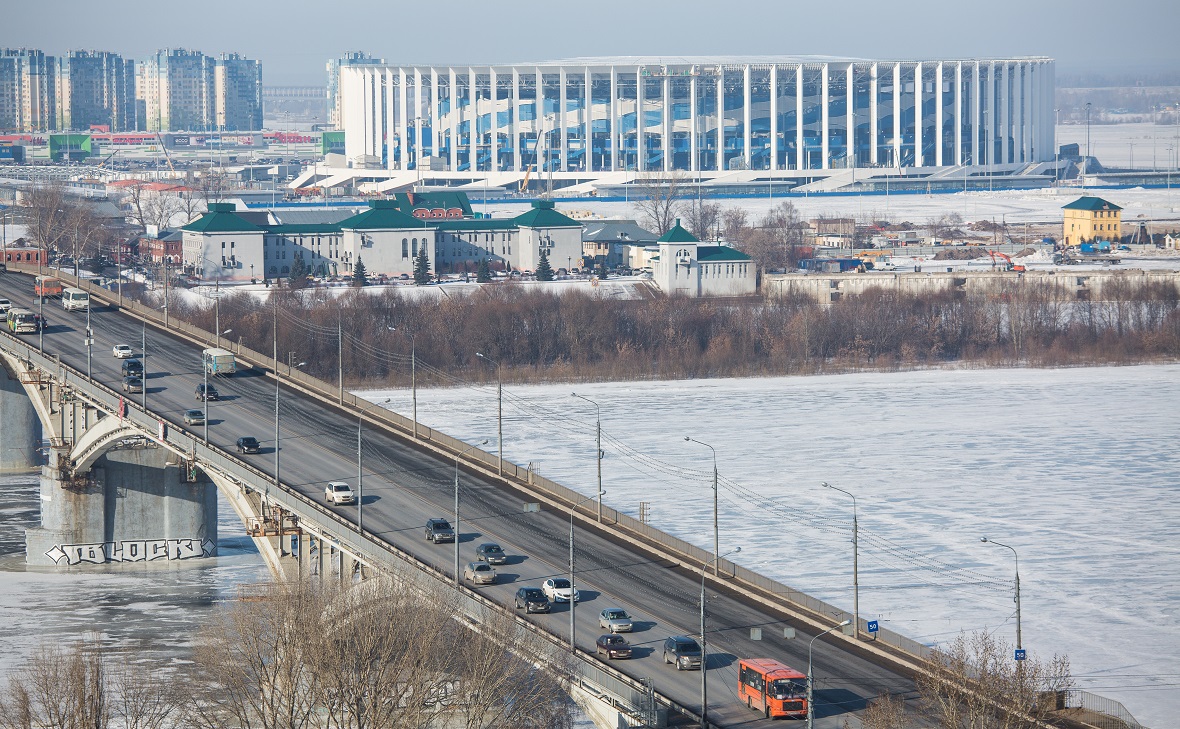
[325,481,355,505]
[121,358,143,377]
[596,634,633,660]
[195,383,219,401]
[463,562,496,585]
[425,518,455,543]
[475,542,507,565]
[514,587,551,613]
[598,608,634,633]
[662,636,702,670]
[236,436,261,454]
[121,376,143,394]
[183,409,205,425]
[542,577,580,604]
[112,344,133,358]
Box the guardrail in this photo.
[1064,690,1149,729]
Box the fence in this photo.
[1064,690,1149,729]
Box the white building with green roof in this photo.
[652,219,756,297]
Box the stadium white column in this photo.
[448,69,458,171]
[414,69,424,164]
[716,68,724,172]
[892,62,901,168]
[1023,63,1033,162]
[385,68,397,169]
[743,65,752,170]
[398,68,408,170]
[362,68,374,158]
[559,67,568,173]
[689,73,698,172]
[846,64,854,168]
[870,63,878,166]
[986,62,995,165]
[1000,62,1010,164]
[1045,61,1056,162]
[795,65,804,170]
[663,75,671,172]
[770,65,779,171]
[469,68,477,170]
[636,66,645,173]
[935,62,944,167]
[1011,63,1021,163]
[914,62,923,168]
[536,67,543,173]
[431,69,440,165]
[820,63,829,169]
[512,68,521,171]
[971,62,980,166]
[954,62,962,165]
[610,66,619,171]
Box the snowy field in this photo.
[361,364,1180,728]
[1057,122,1180,170]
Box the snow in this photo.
[361,364,1180,728]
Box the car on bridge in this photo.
[121,359,143,377]
[595,634,633,660]
[425,518,455,543]
[195,383,219,401]
[598,608,634,633]
[236,436,261,454]
[663,636,702,670]
[475,542,507,565]
[112,344,133,358]
[121,376,143,394]
[325,481,355,505]
[0,298,12,314]
[542,577,580,603]
[463,562,497,585]
[514,587,551,613]
[183,409,205,425]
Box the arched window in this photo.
[412,238,418,256]
[281,265,290,274]
[269,266,278,275]
[402,238,409,258]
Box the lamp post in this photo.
[203,328,232,443]
[272,293,304,498]
[391,327,418,438]
[684,436,720,575]
[700,547,741,729]
[475,352,502,474]
[569,489,606,653]
[571,393,603,521]
[807,620,852,729]
[980,536,1022,656]
[823,482,859,639]
[84,296,92,380]
[357,397,391,535]
[454,439,490,585]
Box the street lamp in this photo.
[455,439,490,585]
[357,397,391,535]
[807,620,852,729]
[390,327,418,438]
[203,328,232,444]
[684,436,720,575]
[700,546,741,729]
[569,489,606,652]
[823,482,859,640]
[84,296,93,380]
[980,536,1022,656]
[475,352,502,474]
[571,393,603,522]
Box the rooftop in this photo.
[1062,196,1123,212]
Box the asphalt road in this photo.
[0,270,921,728]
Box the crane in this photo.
[986,250,1025,273]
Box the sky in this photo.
[4,0,1178,86]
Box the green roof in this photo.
[1063,196,1122,212]
[392,191,474,217]
[658,219,698,243]
[269,223,343,234]
[697,245,751,262]
[181,203,263,233]
[513,199,579,228]
[435,219,519,231]
[338,199,427,230]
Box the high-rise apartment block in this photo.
[56,50,136,131]
[137,48,262,131]
[0,48,57,132]
[327,51,384,129]
[215,53,263,131]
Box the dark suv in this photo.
[195,383,219,401]
[663,635,703,670]
[236,436,261,454]
[121,358,143,377]
[425,518,455,543]
[514,587,551,613]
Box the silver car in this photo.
[463,562,496,585]
[598,608,634,633]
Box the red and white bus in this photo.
[737,658,809,719]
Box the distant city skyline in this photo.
[3,0,1177,87]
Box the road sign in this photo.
[1014,649,1026,661]
[867,620,879,633]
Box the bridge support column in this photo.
[315,536,324,578]
[25,444,218,567]
[0,361,41,473]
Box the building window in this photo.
[402,238,409,257]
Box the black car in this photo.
[663,636,703,670]
[596,634,633,660]
[236,436,261,454]
[121,358,143,377]
[195,383,219,401]
[425,518,455,543]
[476,542,507,565]
[514,587,551,614]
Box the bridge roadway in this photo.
[0,270,920,728]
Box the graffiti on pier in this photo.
[44,538,216,565]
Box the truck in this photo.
[34,275,62,298]
[201,347,237,376]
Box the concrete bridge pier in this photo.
[25,444,218,567]
[0,361,41,473]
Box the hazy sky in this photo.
[4,0,1177,86]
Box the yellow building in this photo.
[1062,196,1122,247]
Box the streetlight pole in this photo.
[823,482,859,639]
[684,436,720,575]
[701,547,741,729]
[84,297,92,380]
[203,328,232,444]
[981,536,1022,655]
[807,620,851,729]
[571,393,603,521]
[391,328,418,438]
[569,489,605,653]
[357,397,391,535]
[455,439,489,585]
[475,352,502,474]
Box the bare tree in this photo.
[198,169,230,206]
[860,692,909,729]
[143,193,183,231]
[632,172,688,236]
[929,212,966,241]
[0,638,109,729]
[109,662,182,729]
[681,199,721,241]
[720,206,749,246]
[177,187,205,226]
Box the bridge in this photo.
[0,265,931,728]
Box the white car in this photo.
[598,608,634,633]
[112,344,133,358]
[542,577,580,604]
[463,562,496,585]
[325,481,355,505]
[0,298,11,314]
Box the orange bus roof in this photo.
[740,658,807,679]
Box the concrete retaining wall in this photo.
[0,359,41,473]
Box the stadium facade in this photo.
[340,56,1055,180]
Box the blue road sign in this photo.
[1014,649,1027,661]
[867,620,879,633]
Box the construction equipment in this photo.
[96,148,120,169]
[154,133,176,174]
[986,250,1026,273]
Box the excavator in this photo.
[986,250,1026,273]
